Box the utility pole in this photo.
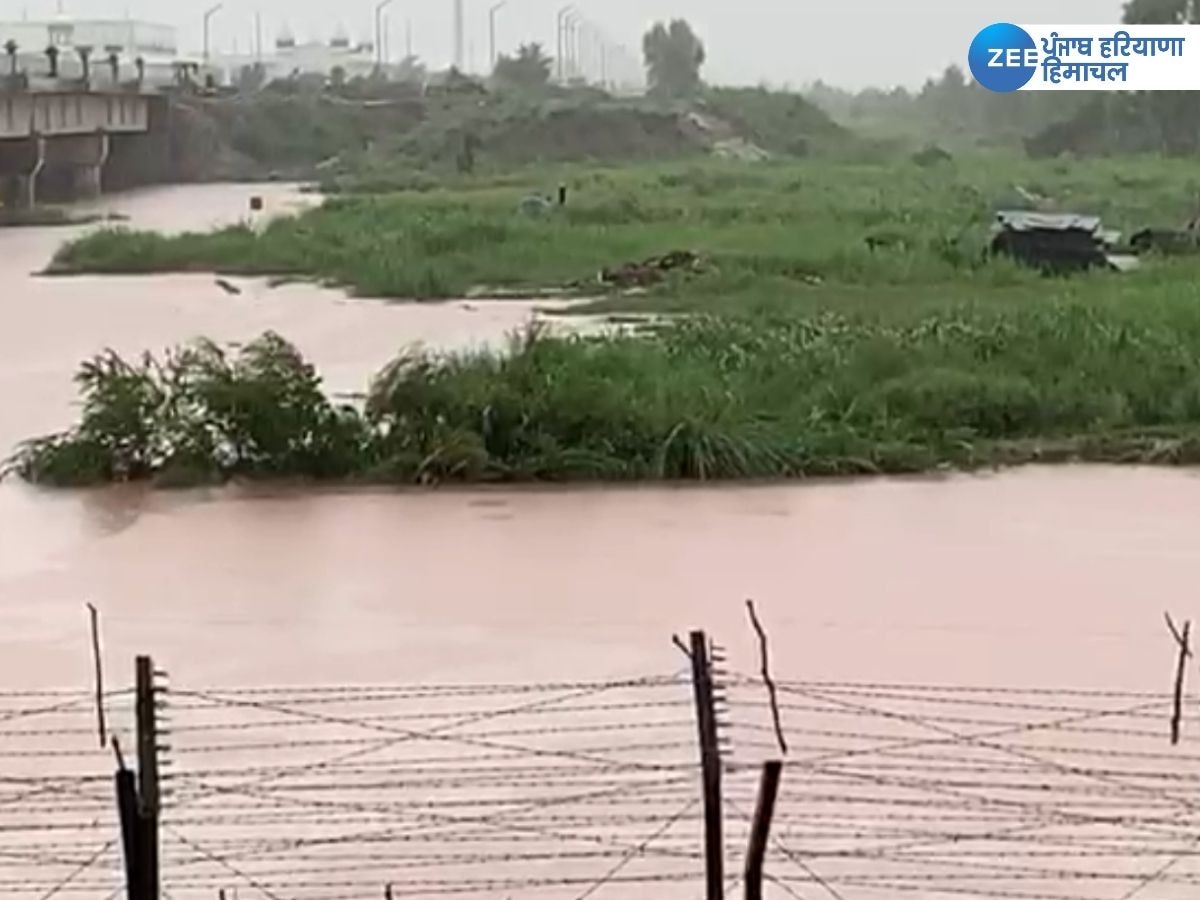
[565,12,583,82]
[202,3,222,65]
[374,0,393,69]
[254,11,262,62]
[555,4,574,83]
[689,631,724,900]
[453,0,464,70]
[563,13,576,81]
[405,18,412,58]
[488,1,506,71]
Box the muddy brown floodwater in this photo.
[5,185,1200,900]
[0,183,1198,691]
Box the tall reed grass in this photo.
[13,300,1200,488]
[48,157,1200,304]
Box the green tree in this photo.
[491,42,552,91]
[642,19,705,99]
[1124,0,1200,153]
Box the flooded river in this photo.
[5,185,1200,900]
[0,184,1196,692]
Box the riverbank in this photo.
[0,208,128,228]
[24,156,1200,487]
[44,156,1200,308]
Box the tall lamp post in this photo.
[202,3,222,65]
[488,0,507,71]
[453,0,464,70]
[375,0,394,69]
[555,4,574,83]
[564,11,582,82]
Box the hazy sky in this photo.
[16,0,1127,88]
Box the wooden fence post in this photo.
[744,761,783,900]
[136,656,160,900]
[113,737,142,900]
[690,630,724,900]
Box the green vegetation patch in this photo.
[13,296,1200,488]
[47,156,1200,305]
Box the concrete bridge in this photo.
[0,87,162,208]
[1,90,151,139]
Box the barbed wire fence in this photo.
[0,686,131,898]
[725,677,1200,900]
[7,611,1200,900]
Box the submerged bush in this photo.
[13,300,1200,488]
[5,333,370,487]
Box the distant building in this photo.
[209,28,379,87]
[0,16,185,88]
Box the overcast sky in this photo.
[16,0,1127,88]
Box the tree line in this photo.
[806,0,1200,157]
[490,19,705,98]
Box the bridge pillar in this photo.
[0,135,45,210]
[74,131,109,200]
[39,130,110,202]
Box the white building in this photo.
[209,29,379,87]
[0,16,185,88]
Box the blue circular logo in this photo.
[969,22,1037,93]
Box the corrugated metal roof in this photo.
[995,210,1102,234]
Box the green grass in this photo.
[27,153,1200,487]
[13,299,1200,488]
[47,155,1200,306]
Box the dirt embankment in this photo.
[161,93,427,182]
[158,86,848,182]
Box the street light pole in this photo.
[202,3,222,65]
[555,4,574,83]
[453,0,464,70]
[564,11,581,82]
[488,1,507,71]
[374,0,394,68]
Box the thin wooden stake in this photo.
[690,630,724,900]
[746,600,787,756]
[1166,612,1192,746]
[744,761,783,900]
[87,603,107,748]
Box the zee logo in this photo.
[988,48,1038,67]
[969,22,1038,92]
